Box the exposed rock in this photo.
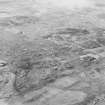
[0,71,15,99]
[0,100,8,105]
[50,76,79,89]
[70,81,90,90]
[80,40,101,49]
[47,90,87,105]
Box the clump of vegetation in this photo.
[96,37,105,46]
[80,55,98,67]
[9,16,38,26]
[80,40,101,49]
[73,95,96,105]
[10,39,59,94]
[57,28,90,35]
[0,15,38,27]
[7,25,105,100]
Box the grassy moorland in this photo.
[0,0,105,105]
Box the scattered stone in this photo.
[0,60,8,68]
